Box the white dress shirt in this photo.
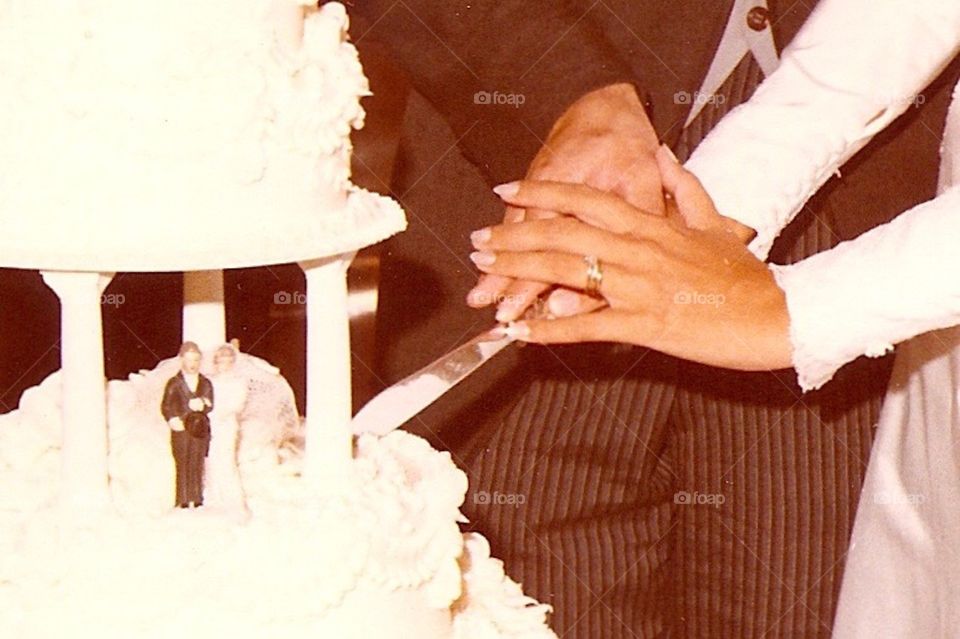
[682,0,960,635]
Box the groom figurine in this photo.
[162,341,214,509]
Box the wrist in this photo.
[751,269,793,370]
[559,83,657,142]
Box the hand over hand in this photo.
[469,147,792,371]
[466,83,665,321]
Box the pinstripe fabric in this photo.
[460,346,680,638]
[455,51,890,639]
[669,358,887,638]
[668,53,890,638]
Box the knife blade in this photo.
[351,327,515,436]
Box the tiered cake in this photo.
[0,0,405,270]
[0,2,556,637]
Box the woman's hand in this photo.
[469,147,793,371]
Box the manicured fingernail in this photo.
[495,306,516,323]
[659,144,679,163]
[548,289,580,316]
[488,325,508,338]
[504,321,531,340]
[493,182,520,198]
[470,251,496,266]
[470,228,491,246]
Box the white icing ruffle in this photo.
[453,534,558,639]
[0,359,556,637]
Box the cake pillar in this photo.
[298,255,355,489]
[183,270,226,352]
[41,271,115,512]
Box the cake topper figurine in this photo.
[205,342,249,514]
[162,341,214,508]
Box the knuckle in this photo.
[536,253,567,281]
[547,217,580,242]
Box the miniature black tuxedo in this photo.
[162,372,214,508]
[356,1,960,636]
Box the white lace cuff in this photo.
[771,186,960,391]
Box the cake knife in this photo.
[351,327,516,436]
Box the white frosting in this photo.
[0,3,555,636]
[0,1,405,271]
[0,361,557,638]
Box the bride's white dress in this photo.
[205,372,248,512]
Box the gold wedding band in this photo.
[583,255,603,298]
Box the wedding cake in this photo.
[0,2,556,637]
[0,0,404,271]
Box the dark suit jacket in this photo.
[356,0,960,415]
[161,372,214,425]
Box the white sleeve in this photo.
[769,185,960,391]
[685,0,960,260]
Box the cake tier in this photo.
[0,361,557,638]
[0,1,404,271]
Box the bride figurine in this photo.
[204,343,249,515]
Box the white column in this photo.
[298,254,355,490]
[41,270,114,512]
[183,270,226,352]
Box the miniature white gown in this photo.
[682,0,960,635]
[205,371,248,513]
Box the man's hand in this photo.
[188,398,204,412]
[467,83,665,322]
[168,417,185,432]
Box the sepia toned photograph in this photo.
[1,1,958,637]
